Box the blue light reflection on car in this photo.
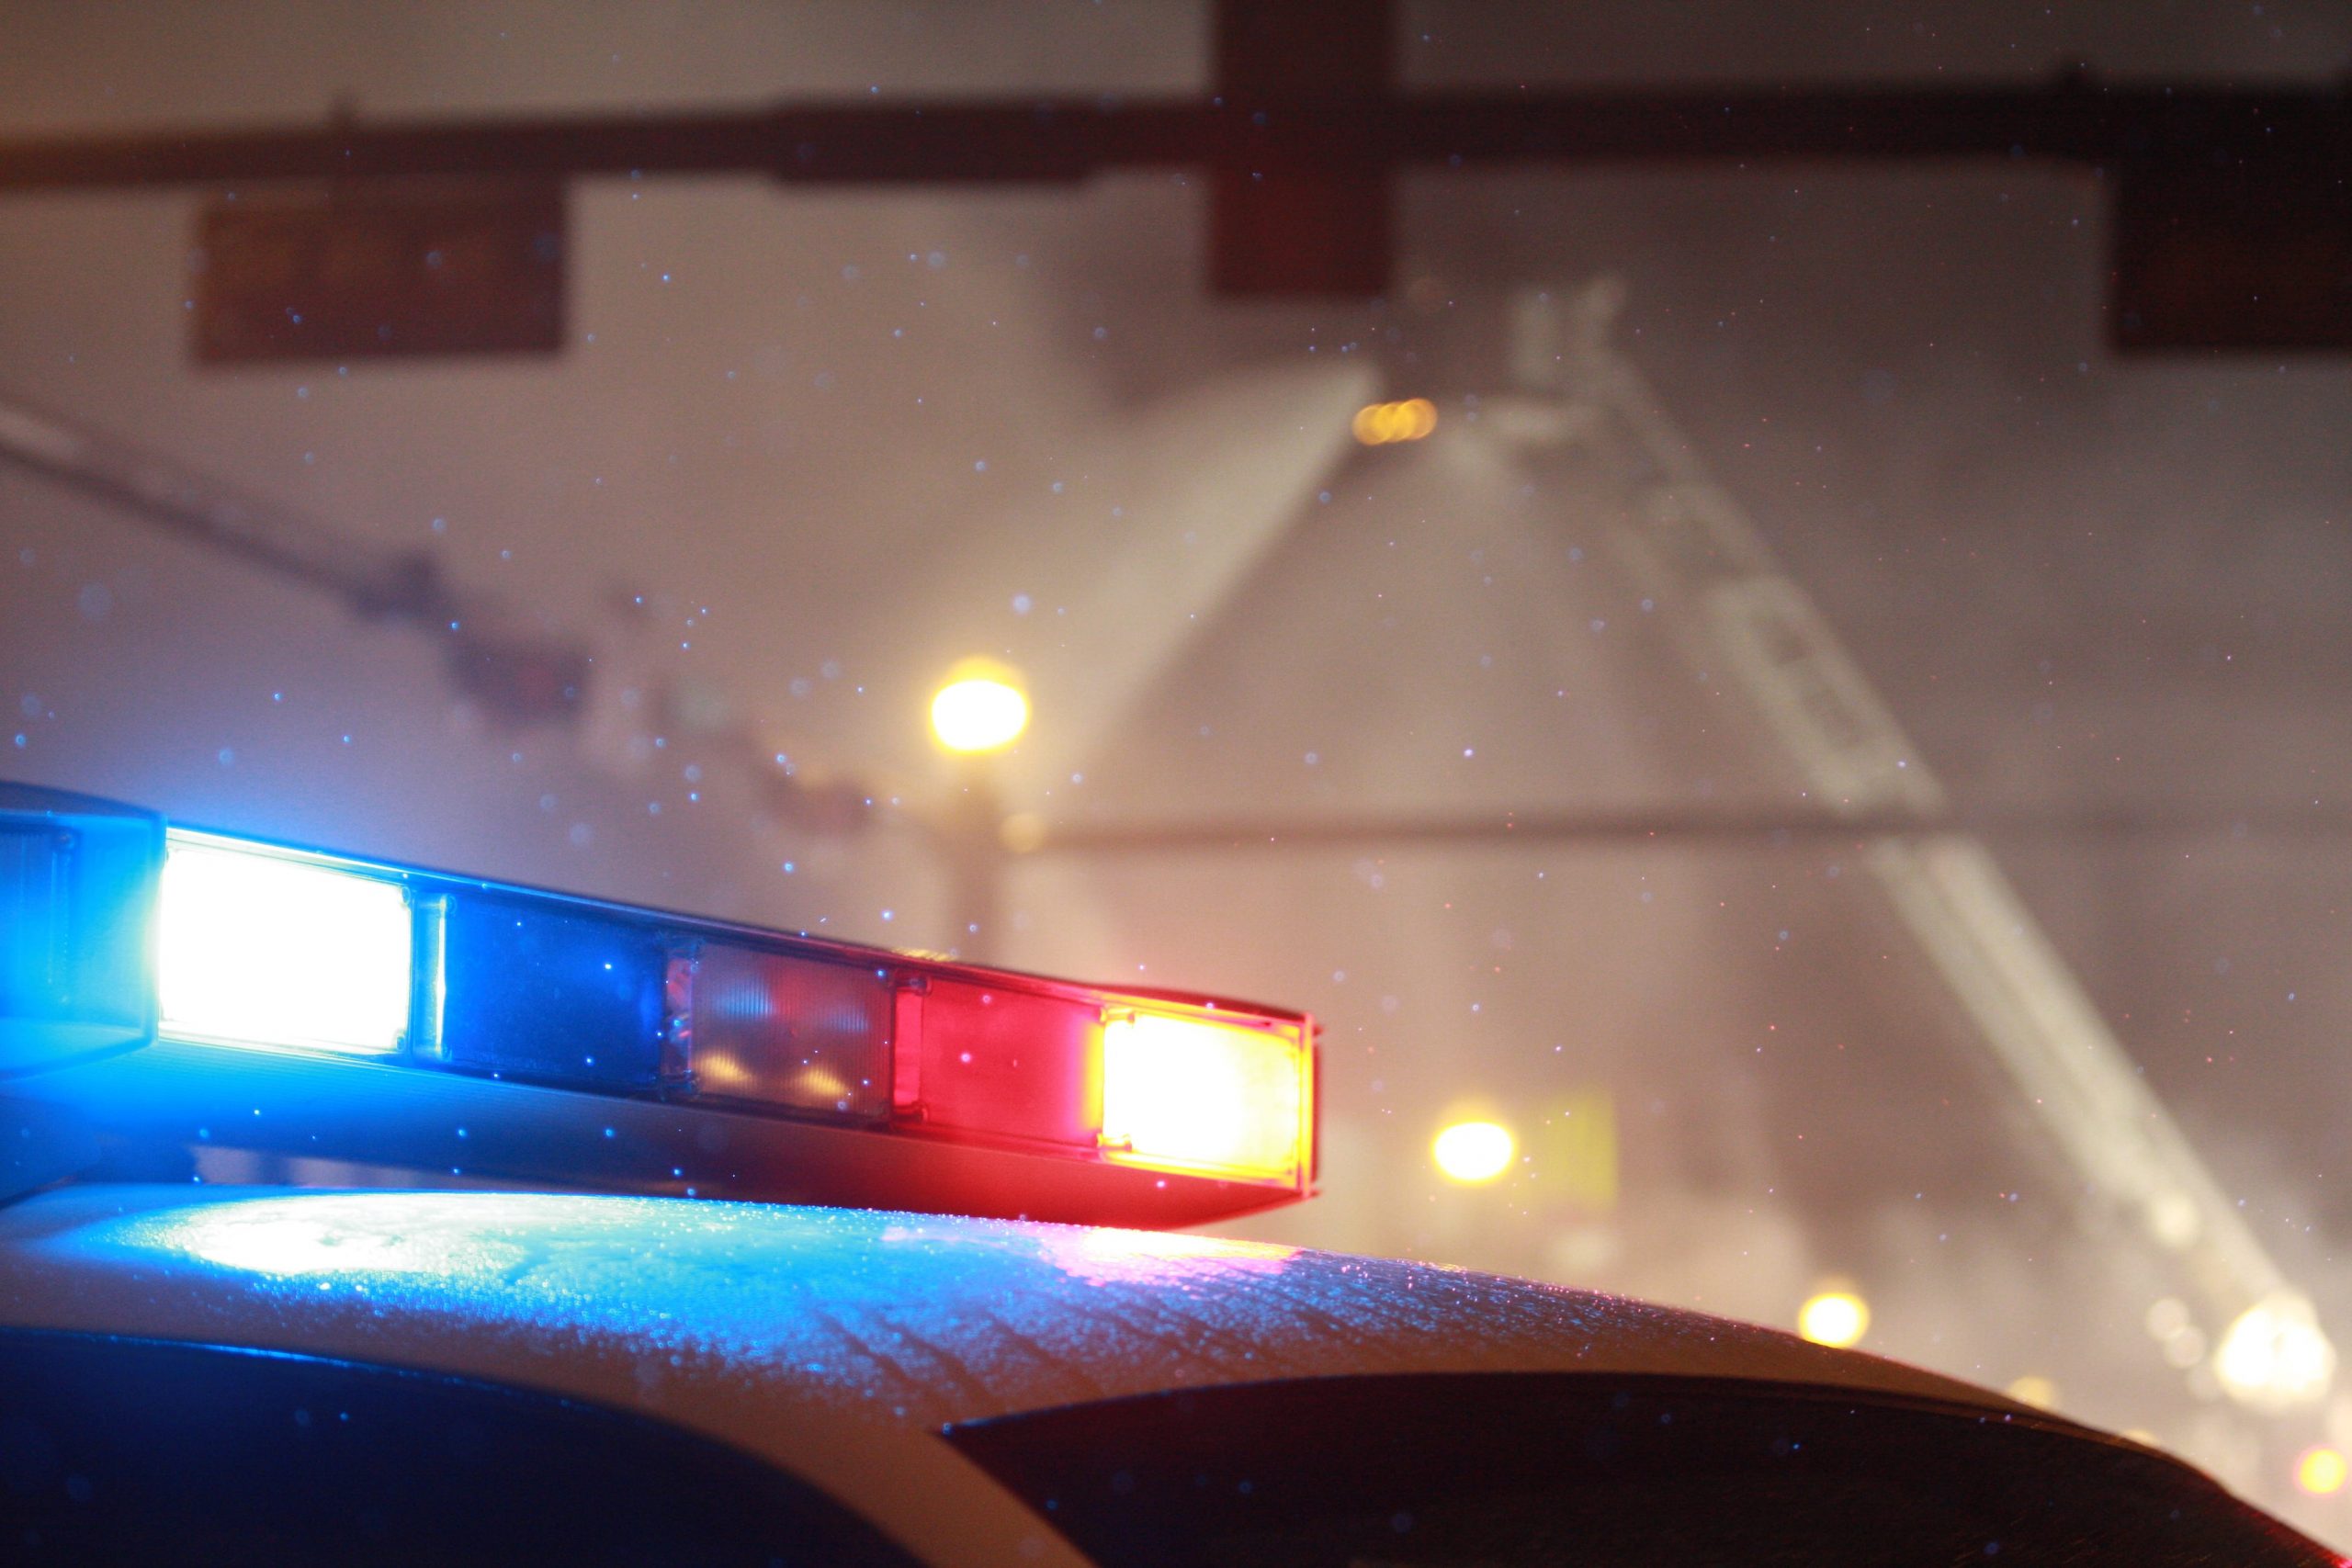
[17,1188,1736,1432]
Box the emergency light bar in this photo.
[0,784,1317,1227]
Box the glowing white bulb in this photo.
[1798,1288,1871,1348]
[1432,1120,1515,1184]
[159,840,411,1055]
[2215,1292,2337,1412]
[930,663,1029,753]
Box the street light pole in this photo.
[926,660,1030,965]
[940,761,1007,965]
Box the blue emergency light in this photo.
[0,783,159,1070]
[0,784,1317,1227]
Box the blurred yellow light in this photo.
[1797,1287,1871,1348]
[2005,1374,2060,1411]
[1432,1120,1515,1184]
[2215,1291,2337,1411]
[1533,1089,1618,1213]
[1351,397,1439,446]
[1100,1012,1309,1185]
[930,660,1029,753]
[2299,1446,2349,1496]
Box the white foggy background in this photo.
[5,0,2352,1529]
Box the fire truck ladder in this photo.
[1486,278,2330,1429]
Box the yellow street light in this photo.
[1351,397,1439,446]
[1432,1119,1516,1184]
[2298,1445,2349,1496]
[2214,1291,2337,1412]
[930,660,1029,754]
[1797,1284,1871,1348]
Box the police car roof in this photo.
[0,1185,2041,1565]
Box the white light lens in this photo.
[160,840,411,1054]
[1100,1012,1306,1183]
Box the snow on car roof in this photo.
[0,1185,2027,1562]
[0,1185,2006,1423]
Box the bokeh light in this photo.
[930,660,1029,753]
[1797,1286,1871,1348]
[1431,1120,1515,1183]
[2297,1446,2348,1496]
[2214,1292,2338,1412]
[2004,1374,2059,1410]
[1351,397,1438,446]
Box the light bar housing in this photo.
[0,784,160,1073]
[0,786,1317,1228]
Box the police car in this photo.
[0,783,2331,1565]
